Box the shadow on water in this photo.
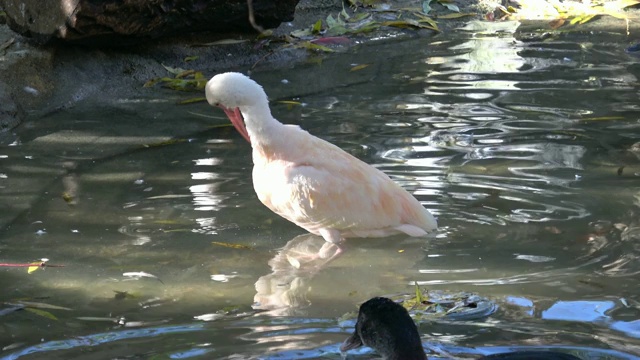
[2,19,640,359]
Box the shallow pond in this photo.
[1,20,640,359]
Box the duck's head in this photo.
[341,297,427,360]
[205,72,269,143]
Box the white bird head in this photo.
[205,72,273,143]
[205,72,267,109]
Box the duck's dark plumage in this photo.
[342,297,583,360]
[341,297,427,360]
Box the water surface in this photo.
[1,20,640,359]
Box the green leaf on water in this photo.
[175,69,197,78]
[422,0,433,14]
[184,56,199,62]
[381,19,438,31]
[24,308,58,321]
[413,13,440,30]
[415,282,424,304]
[143,78,162,87]
[326,25,349,36]
[290,28,313,38]
[352,20,380,33]
[340,3,351,20]
[161,64,187,76]
[441,2,460,12]
[348,12,371,22]
[193,71,207,89]
[312,19,323,34]
[326,14,339,29]
[295,41,335,53]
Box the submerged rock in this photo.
[0,0,299,45]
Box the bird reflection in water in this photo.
[253,234,340,313]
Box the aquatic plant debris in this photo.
[491,0,640,27]
[0,258,65,273]
[1,300,72,321]
[422,0,461,14]
[389,288,498,321]
[144,64,207,91]
[142,0,639,96]
[211,241,254,250]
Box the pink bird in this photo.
[205,72,437,243]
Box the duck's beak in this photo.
[220,105,251,143]
[340,331,363,352]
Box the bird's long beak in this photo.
[220,105,251,143]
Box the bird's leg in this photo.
[316,228,343,263]
[395,224,428,237]
[318,228,343,244]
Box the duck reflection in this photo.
[253,234,341,312]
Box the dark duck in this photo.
[341,297,582,360]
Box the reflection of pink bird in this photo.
[205,72,437,243]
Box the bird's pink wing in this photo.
[255,130,435,235]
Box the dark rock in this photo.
[0,82,24,132]
[0,0,299,45]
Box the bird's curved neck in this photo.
[240,102,283,147]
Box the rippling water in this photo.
[1,20,640,359]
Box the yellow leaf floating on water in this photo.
[350,64,371,71]
[278,100,303,111]
[27,259,48,274]
[580,116,626,121]
[27,262,41,274]
[24,308,58,321]
[211,241,254,250]
[277,100,302,106]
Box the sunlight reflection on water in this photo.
[1,17,640,360]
